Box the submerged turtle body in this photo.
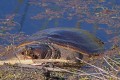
[18,28,104,63]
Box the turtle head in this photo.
[20,44,52,59]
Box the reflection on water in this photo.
[0,0,120,50]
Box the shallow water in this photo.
[0,0,120,50]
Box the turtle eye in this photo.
[21,52,25,55]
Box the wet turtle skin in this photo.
[18,28,104,63]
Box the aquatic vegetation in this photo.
[0,14,29,45]
[0,0,120,47]
[0,32,29,45]
[29,0,120,47]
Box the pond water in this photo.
[0,0,120,50]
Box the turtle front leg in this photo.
[65,52,83,64]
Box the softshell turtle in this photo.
[17,28,104,64]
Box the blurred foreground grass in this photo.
[0,45,120,80]
[0,64,45,80]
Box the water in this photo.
[0,0,120,50]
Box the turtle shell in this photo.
[23,28,104,56]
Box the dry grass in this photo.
[0,64,45,80]
[0,45,120,80]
